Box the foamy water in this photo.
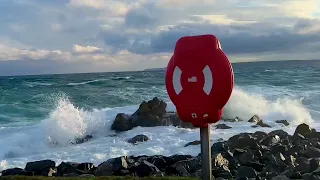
[0,87,314,171]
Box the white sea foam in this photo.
[0,87,315,171]
[67,79,105,86]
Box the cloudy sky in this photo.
[0,0,320,75]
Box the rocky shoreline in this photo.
[2,97,320,179]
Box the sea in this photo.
[1,60,320,171]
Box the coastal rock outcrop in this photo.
[4,123,320,179]
[111,97,193,132]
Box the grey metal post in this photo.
[200,125,212,180]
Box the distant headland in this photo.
[143,67,166,71]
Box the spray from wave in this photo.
[223,87,313,125]
[40,95,108,146]
[0,87,314,165]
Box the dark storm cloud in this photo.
[100,18,320,55]
[124,7,157,28]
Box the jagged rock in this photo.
[310,158,320,172]
[280,169,301,179]
[111,113,133,132]
[215,124,232,129]
[56,162,95,176]
[294,123,312,137]
[111,98,194,131]
[163,112,194,129]
[270,144,288,154]
[73,135,93,144]
[302,173,319,180]
[238,150,257,165]
[94,160,113,176]
[296,157,312,173]
[257,120,272,128]
[303,147,320,158]
[236,166,257,179]
[128,134,149,144]
[131,160,163,177]
[1,168,24,176]
[184,140,201,147]
[275,120,290,126]
[268,130,289,139]
[94,156,128,176]
[252,131,268,141]
[223,117,243,122]
[260,135,280,146]
[228,133,259,150]
[132,97,167,117]
[167,158,201,176]
[25,160,55,176]
[248,115,261,123]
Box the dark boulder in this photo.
[94,156,128,176]
[1,168,24,176]
[131,160,163,177]
[73,135,93,144]
[303,147,320,158]
[238,150,257,165]
[146,156,167,172]
[296,157,312,174]
[227,133,259,150]
[236,166,257,179]
[56,162,95,176]
[280,169,301,179]
[25,159,55,176]
[163,112,194,129]
[256,120,272,128]
[310,158,320,172]
[259,135,280,146]
[248,115,261,123]
[166,158,201,176]
[215,124,232,129]
[185,140,201,147]
[223,117,243,122]
[111,113,133,132]
[132,97,166,117]
[294,123,312,137]
[302,173,319,180]
[128,134,149,144]
[275,120,289,126]
[252,131,268,141]
[268,130,289,139]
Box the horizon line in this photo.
[0,59,319,78]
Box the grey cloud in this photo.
[100,19,320,55]
[124,6,157,28]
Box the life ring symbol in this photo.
[172,65,213,95]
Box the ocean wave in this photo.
[67,79,106,86]
[111,76,131,80]
[0,87,314,170]
[264,69,277,72]
[24,82,53,87]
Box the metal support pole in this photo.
[200,125,212,180]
